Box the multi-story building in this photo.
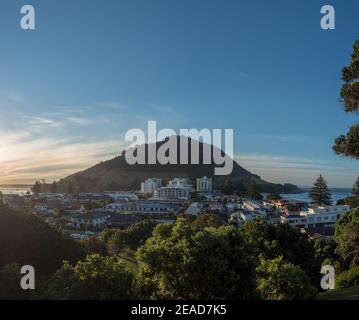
[140,178,162,194]
[168,178,193,189]
[280,205,350,232]
[196,176,212,193]
[106,201,179,215]
[280,214,307,228]
[301,205,350,229]
[71,213,109,229]
[242,200,271,216]
[156,186,191,200]
[104,191,138,202]
[155,178,193,200]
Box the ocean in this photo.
[0,186,32,195]
[279,188,352,204]
[0,186,353,203]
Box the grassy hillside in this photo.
[318,286,359,300]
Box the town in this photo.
[0,175,350,242]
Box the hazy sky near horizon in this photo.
[0,0,358,187]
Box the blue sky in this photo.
[0,0,358,187]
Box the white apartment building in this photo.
[280,214,307,228]
[242,200,270,215]
[168,178,193,190]
[104,191,138,201]
[196,176,212,193]
[156,186,191,200]
[153,178,193,200]
[141,178,162,194]
[300,205,350,229]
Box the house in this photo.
[71,213,109,229]
[301,205,350,230]
[242,200,271,215]
[156,187,191,200]
[280,214,307,228]
[106,201,180,215]
[196,176,212,193]
[240,209,262,222]
[185,202,202,216]
[154,178,193,200]
[104,191,139,202]
[140,178,162,194]
[108,215,142,229]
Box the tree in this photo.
[0,203,86,277]
[81,237,108,256]
[336,264,359,289]
[240,218,321,286]
[50,181,58,194]
[136,218,257,299]
[195,213,224,228]
[256,256,317,300]
[0,263,30,300]
[247,181,263,200]
[108,220,157,253]
[333,39,359,159]
[66,182,74,195]
[352,176,359,198]
[266,193,282,201]
[222,178,235,195]
[31,181,42,195]
[309,175,332,206]
[334,209,359,266]
[43,255,134,300]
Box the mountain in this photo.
[54,137,301,194]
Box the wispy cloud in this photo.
[25,116,63,129]
[0,129,126,184]
[66,116,94,125]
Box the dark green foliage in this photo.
[345,196,359,208]
[333,39,359,159]
[0,203,86,277]
[247,181,264,200]
[222,178,235,195]
[240,218,320,286]
[66,182,74,194]
[333,125,359,159]
[266,193,282,201]
[136,218,258,299]
[314,239,340,270]
[353,176,359,198]
[42,254,134,300]
[336,265,359,289]
[194,213,224,228]
[335,209,359,266]
[108,220,157,252]
[309,175,332,206]
[98,228,117,243]
[81,237,108,255]
[314,239,338,262]
[256,256,317,300]
[0,263,30,300]
[50,181,58,194]
[31,181,42,195]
